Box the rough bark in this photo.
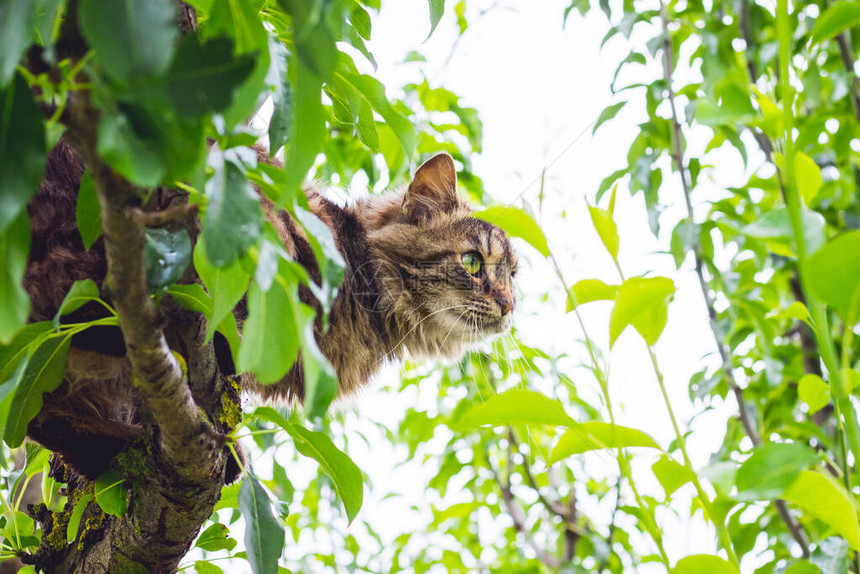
[23,4,239,572]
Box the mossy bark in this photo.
[23,4,243,571]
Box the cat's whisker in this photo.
[508,334,531,384]
[439,308,471,352]
[376,304,472,368]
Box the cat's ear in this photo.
[402,152,460,223]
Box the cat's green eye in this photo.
[461,252,483,275]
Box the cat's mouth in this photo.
[446,310,511,340]
[477,315,511,335]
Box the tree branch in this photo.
[63,90,223,481]
[661,3,811,557]
[507,430,582,561]
[130,203,200,228]
[486,454,560,568]
[26,5,238,566]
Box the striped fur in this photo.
[23,144,516,476]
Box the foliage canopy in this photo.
[1,0,860,572]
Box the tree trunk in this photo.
[21,5,241,571]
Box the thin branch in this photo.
[547,251,671,568]
[508,430,567,518]
[507,429,583,561]
[486,454,560,568]
[597,473,624,573]
[660,2,811,558]
[130,203,200,228]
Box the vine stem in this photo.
[646,346,739,566]
[658,0,810,557]
[547,251,671,569]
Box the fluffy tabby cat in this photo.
[23,141,517,476]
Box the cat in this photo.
[21,140,517,477]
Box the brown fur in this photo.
[21,141,517,476]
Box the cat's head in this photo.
[364,153,518,359]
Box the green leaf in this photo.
[742,207,825,257]
[144,228,192,293]
[280,55,325,199]
[672,555,738,574]
[295,303,338,419]
[350,4,372,39]
[285,424,364,524]
[97,110,165,187]
[195,523,238,552]
[208,0,272,128]
[355,98,379,153]
[267,38,291,154]
[290,205,346,311]
[194,241,251,343]
[78,0,177,83]
[206,0,267,54]
[0,73,46,234]
[812,1,860,44]
[799,374,830,414]
[735,442,818,501]
[795,152,822,205]
[844,368,860,394]
[700,461,738,496]
[75,170,102,251]
[239,474,285,574]
[588,204,619,259]
[166,36,257,118]
[426,0,445,39]
[237,277,299,384]
[53,279,103,329]
[652,456,697,498]
[548,422,659,464]
[278,0,339,80]
[335,72,415,161]
[0,509,34,543]
[596,169,627,204]
[195,562,225,574]
[0,0,37,87]
[0,211,31,344]
[94,469,127,517]
[811,537,850,574]
[807,231,860,323]
[214,482,241,512]
[453,389,576,429]
[166,283,212,317]
[566,279,618,311]
[203,151,262,267]
[473,206,550,257]
[5,334,71,448]
[66,492,93,543]
[0,322,51,383]
[784,471,860,551]
[609,276,675,346]
[785,560,822,574]
[593,101,627,135]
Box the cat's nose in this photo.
[494,290,514,316]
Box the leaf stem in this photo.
[645,346,738,566]
[548,251,671,569]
